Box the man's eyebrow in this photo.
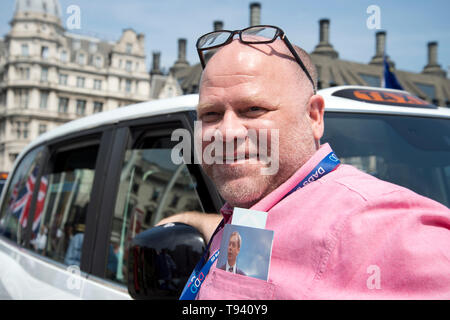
[197,102,221,112]
[197,102,214,110]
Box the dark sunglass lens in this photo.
[241,26,277,42]
[197,31,231,49]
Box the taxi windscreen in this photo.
[322,112,450,207]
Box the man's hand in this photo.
[156,211,222,243]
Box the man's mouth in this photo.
[222,153,260,163]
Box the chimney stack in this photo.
[250,2,261,26]
[214,20,223,31]
[312,18,338,59]
[375,31,386,59]
[177,38,187,63]
[427,41,438,66]
[150,51,162,76]
[170,38,189,75]
[369,31,393,66]
[422,41,446,77]
[319,19,330,44]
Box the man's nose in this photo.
[217,110,247,143]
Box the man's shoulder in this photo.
[324,164,440,205]
[236,268,247,276]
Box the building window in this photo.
[76,76,85,88]
[76,99,86,115]
[94,56,102,68]
[78,53,85,65]
[72,39,81,51]
[41,67,48,82]
[38,124,47,135]
[414,82,436,101]
[170,194,180,208]
[93,101,103,113]
[14,121,21,139]
[14,89,29,108]
[40,91,49,109]
[125,79,131,93]
[125,60,132,72]
[14,121,29,139]
[359,73,381,87]
[89,42,97,53]
[126,43,132,54]
[58,97,69,113]
[18,67,30,80]
[21,44,29,57]
[60,50,68,62]
[59,73,68,85]
[93,79,102,90]
[41,46,49,59]
[23,122,29,138]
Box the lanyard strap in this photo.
[179,219,224,300]
[282,151,340,200]
[180,150,340,300]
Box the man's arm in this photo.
[156,211,222,243]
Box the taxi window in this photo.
[106,130,204,284]
[29,142,99,267]
[323,112,450,206]
[0,146,45,245]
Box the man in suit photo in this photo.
[218,231,246,276]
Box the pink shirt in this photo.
[197,143,450,299]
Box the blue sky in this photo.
[1,0,449,75]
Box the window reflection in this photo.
[323,113,450,206]
[109,135,203,284]
[32,144,99,266]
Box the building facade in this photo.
[0,0,150,171]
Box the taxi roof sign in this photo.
[331,88,436,109]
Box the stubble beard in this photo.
[203,125,316,209]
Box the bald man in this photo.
[162,27,450,299]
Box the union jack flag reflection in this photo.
[10,166,48,234]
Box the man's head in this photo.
[197,38,325,208]
[227,231,241,266]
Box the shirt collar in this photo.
[226,261,236,273]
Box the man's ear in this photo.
[308,94,325,142]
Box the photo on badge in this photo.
[217,224,274,281]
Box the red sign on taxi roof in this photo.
[332,88,436,109]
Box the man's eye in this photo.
[245,106,266,115]
[200,112,221,122]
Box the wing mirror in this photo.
[127,222,205,300]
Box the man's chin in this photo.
[215,176,270,208]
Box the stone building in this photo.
[0,0,150,171]
[159,2,450,108]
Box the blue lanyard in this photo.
[179,150,340,300]
[180,220,224,300]
[282,151,340,200]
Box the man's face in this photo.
[227,234,240,266]
[198,40,322,208]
